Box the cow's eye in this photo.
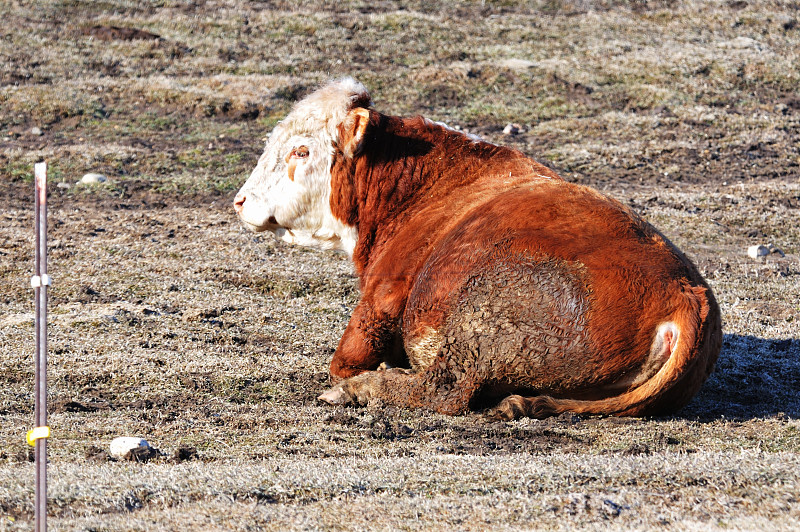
[288,146,309,161]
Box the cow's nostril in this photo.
[233,194,246,214]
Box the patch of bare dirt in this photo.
[80,26,162,42]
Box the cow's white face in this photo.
[234,125,357,255]
[234,78,370,257]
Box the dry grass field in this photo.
[1,0,799,530]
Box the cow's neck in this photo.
[330,114,541,277]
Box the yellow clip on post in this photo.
[26,426,50,447]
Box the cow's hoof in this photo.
[318,386,350,405]
[320,373,380,407]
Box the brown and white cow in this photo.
[234,78,722,419]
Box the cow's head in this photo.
[233,78,371,255]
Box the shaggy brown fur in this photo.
[321,105,721,419]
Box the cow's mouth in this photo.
[240,214,282,233]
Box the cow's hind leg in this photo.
[319,353,484,416]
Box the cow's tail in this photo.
[493,282,721,419]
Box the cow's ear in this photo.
[340,108,371,159]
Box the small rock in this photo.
[109,437,152,460]
[503,123,522,136]
[30,127,43,136]
[56,182,72,190]
[747,244,769,259]
[766,243,785,257]
[79,173,108,185]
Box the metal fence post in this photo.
[28,162,50,532]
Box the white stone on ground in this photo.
[747,244,770,259]
[79,173,108,184]
[109,437,151,459]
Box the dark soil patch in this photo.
[436,422,590,455]
[170,445,199,463]
[81,25,162,42]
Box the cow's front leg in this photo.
[319,355,484,416]
[328,301,400,382]
[319,367,414,406]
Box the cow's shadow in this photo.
[680,333,800,420]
